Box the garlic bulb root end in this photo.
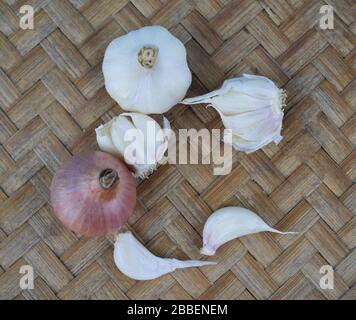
[279,89,287,112]
[133,164,158,180]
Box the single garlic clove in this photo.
[120,112,159,165]
[182,89,231,110]
[234,74,278,100]
[229,125,282,154]
[122,113,171,180]
[201,207,297,256]
[95,118,120,157]
[114,232,216,280]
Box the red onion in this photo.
[51,151,136,237]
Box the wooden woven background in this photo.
[0,0,355,300]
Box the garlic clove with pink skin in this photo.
[201,207,297,256]
[182,74,286,153]
[114,232,216,280]
[96,113,171,179]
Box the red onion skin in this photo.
[51,151,136,237]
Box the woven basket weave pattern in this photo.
[0,0,355,300]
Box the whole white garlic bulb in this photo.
[182,74,286,153]
[95,112,171,179]
[103,25,192,114]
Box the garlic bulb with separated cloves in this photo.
[114,232,216,280]
[182,74,286,153]
[103,25,192,114]
[201,207,297,256]
[96,112,171,179]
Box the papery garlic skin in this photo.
[182,74,286,153]
[103,25,192,114]
[96,113,171,179]
[201,207,297,256]
[114,232,216,280]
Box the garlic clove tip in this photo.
[268,228,299,235]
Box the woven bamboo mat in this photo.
[0,0,355,300]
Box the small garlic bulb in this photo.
[182,74,286,153]
[95,113,171,179]
[103,25,192,114]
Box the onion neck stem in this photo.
[138,46,158,69]
[99,168,118,190]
